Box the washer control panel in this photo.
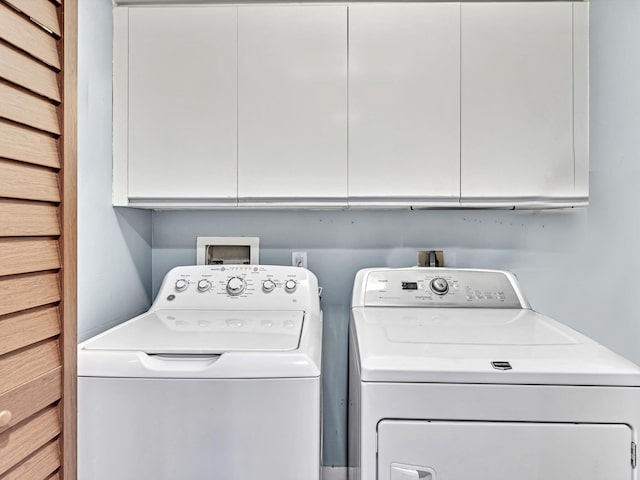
[360,268,525,308]
[154,265,318,311]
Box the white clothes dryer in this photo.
[78,265,322,480]
[349,267,640,480]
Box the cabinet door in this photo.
[349,5,460,206]
[238,6,347,206]
[127,7,237,202]
[461,3,575,205]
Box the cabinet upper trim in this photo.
[115,1,587,5]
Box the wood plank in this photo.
[0,405,60,475]
[0,368,61,431]
[0,200,60,237]
[1,440,60,480]
[61,1,77,479]
[0,339,60,395]
[0,159,59,202]
[4,0,61,38]
[0,238,60,277]
[0,3,60,69]
[0,42,60,101]
[0,120,60,168]
[0,305,60,356]
[0,81,60,134]
[0,272,60,318]
[46,473,60,480]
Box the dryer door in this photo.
[378,420,633,480]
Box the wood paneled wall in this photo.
[0,0,76,479]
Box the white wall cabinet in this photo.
[461,3,587,207]
[237,6,348,206]
[348,4,460,207]
[113,2,588,210]
[114,6,238,206]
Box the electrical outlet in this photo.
[292,252,307,268]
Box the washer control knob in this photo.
[197,279,212,292]
[226,277,246,296]
[175,279,189,292]
[430,277,449,295]
[284,279,297,293]
[262,279,276,293]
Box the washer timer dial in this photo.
[430,277,449,295]
[226,277,246,296]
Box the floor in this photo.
[322,466,348,480]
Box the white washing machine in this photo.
[349,267,640,480]
[78,265,322,480]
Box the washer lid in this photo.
[83,309,304,354]
[351,307,640,385]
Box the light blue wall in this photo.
[150,1,640,466]
[78,0,153,341]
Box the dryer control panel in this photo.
[354,268,527,309]
[152,265,320,312]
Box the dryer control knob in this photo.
[284,279,297,293]
[262,279,276,293]
[197,279,212,292]
[175,279,189,292]
[430,277,449,295]
[226,277,246,296]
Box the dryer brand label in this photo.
[491,361,512,371]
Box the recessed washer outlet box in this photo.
[196,237,260,265]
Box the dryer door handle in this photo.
[391,463,434,480]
